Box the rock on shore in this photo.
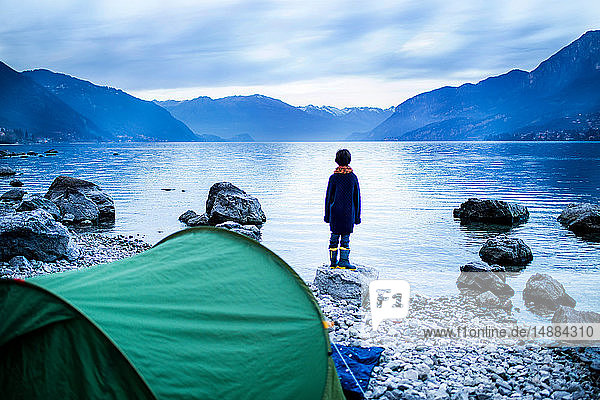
[0,233,149,279]
[523,273,576,311]
[313,264,379,305]
[0,209,80,262]
[479,234,533,269]
[453,198,529,225]
[558,203,600,236]
[16,195,62,220]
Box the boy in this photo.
[324,149,361,269]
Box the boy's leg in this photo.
[340,234,350,249]
[329,233,340,268]
[338,234,354,269]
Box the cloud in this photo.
[0,0,599,107]
[131,75,466,108]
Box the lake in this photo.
[1,141,599,322]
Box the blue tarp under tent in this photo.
[331,344,385,400]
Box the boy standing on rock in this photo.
[324,149,361,269]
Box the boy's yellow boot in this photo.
[329,247,338,268]
[337,247,355,270]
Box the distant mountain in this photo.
[359,30,600,141]
[300,105,394,132]
[156,95,392,141]
[0,62,102,141]
[24,69,199,142]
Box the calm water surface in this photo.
[1,142,599,322]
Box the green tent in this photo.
[0,227,345,400]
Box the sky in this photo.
[1,0,599,108]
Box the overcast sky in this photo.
[1,0,599,107]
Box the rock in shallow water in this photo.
[456,261,514,298]
[52,189,100,223]
[453,198,529,225]
[523,273,576,311]
[45,175,115,224]
[0,166,16,176]
[206,182,266,226]
[188,213,210,226]
[179,210,210,226]
[9,179,23,187]
[313,264,378,305]
[215,221,261,241]
[558,203,600,236]
[1,188,26,201]
[179,210,198,224]
[552,306,600,324]
[479,234,532,269]
[179,182,266,239]
[0,209,80,262]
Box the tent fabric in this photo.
[331,344,385,400]
[0,283,154,399]
[0,227,345,400]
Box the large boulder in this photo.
[45,176,115,224]
[479,235,532,269]
[558,203,600,235]
[523,273,576,311]
[453,198,529,225]
[552,306,600,324]
[16,195,61,220]
[52,189,100,224]
[215,221,261,241]
[456,261,514,298]
[0,166,16,176]
[206,182,266,226]
[1,188,26,201]
[0,209,80,262]
[313,264,379,305]
[179,183,267,239]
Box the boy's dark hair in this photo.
[335,149,351,166]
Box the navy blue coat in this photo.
[324,172,361,234]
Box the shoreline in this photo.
[1,231,598,399]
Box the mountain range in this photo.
[23,69,199,142]
[0,62,102,141]
[357,30,600,141]
[155,96,393,141]
[0,30,598,142]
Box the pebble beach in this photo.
[2,232,598,400]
